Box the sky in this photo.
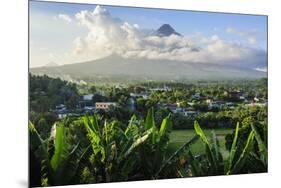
[29,0,267,70]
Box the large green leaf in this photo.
[125,115,138,139]
[226,122,239,173]
[83,114,100,136]
[194,121,209,146]
[251,123,267,163]
[50,123,68,171]
[205,143,218,174]
[52,142,81,185]
[83,115,105,161]
[123,132,151,159]
[194,121,218,173]
[29,121,50,185]
[228,130,255,174]
[159,116,172,137]
[29,121,44,150]
[145,108,155,130]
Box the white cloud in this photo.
[226,27,258,45]
[255,67,267,72]
[57,14,72,23]
[60,5,267,68]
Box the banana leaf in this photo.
[228,130,254,174]
[194,121,218,174]
[251,123,267,163]
[226,122,239,173]
[50,123,68,171]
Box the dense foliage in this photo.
[30,74,79,112]
[29,109,267,187]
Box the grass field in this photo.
[168,129,234,159]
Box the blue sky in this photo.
[30,1,267,47]
[30,0,267,68]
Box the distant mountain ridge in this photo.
[30,54,266,83]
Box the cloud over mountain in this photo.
[69,5,266,68]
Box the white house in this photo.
[95,102,117,110]
[83,94,94,101]
[183,111,198,117]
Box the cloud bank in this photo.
[66,5,266,68]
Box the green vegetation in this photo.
[188,121,267,176]
[29,74,267,187]
[30,74,79,112]
[29,110,267,186]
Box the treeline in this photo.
[138,105,267,130]
[30,74,79,112]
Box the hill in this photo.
[30,54,266,83]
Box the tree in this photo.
[90,86,97,93]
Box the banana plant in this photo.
[190,121,257,176]
[155,135,199,178]
[29,121,84,186]
[246,123,268,172]
[251,123,267,164]
[193,121,224,175]
[225,123,254,174]
[82,113,151,182]
[137,107,183,179]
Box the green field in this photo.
[168,129,234,158]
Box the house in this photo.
[78,94,95,110]
[183,111,198,117]
[150,85,171,92]
[95,102,117,111]
[84,105,95,111]
[55,104,66,113]
[208,101,225,110]
[226,102,236,109]
[83,94,94,101]
[192,93,206,100]
[130,92,149,99]
[225,90,243,99]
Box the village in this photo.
[53,85,268,119]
